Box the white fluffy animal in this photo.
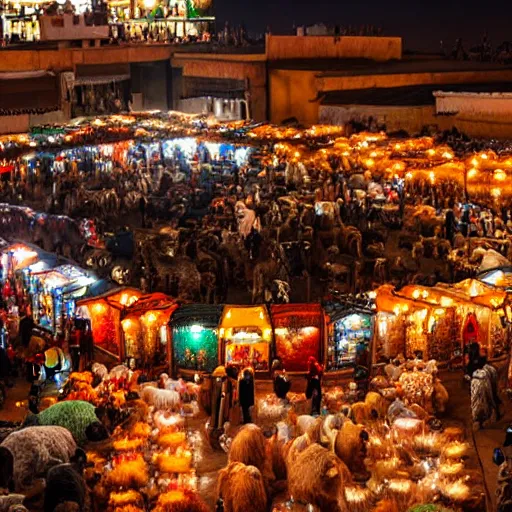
[296,415,317,436]
[91,363,108,381]
[140,386,180,411]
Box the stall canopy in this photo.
[122,293,177,367]
[219,305,272,371]
[323,295,375,372]
[271,303,322,372]
[478,250,512,288]
[77,287,142,358]
[0,72,59,115]
[170,304,224,373]
[2,242,57,279]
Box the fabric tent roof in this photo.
[170,304,224,328]
[478,249,512,274]
[219,305,271,329]
[77,286,142,308]
[123,292,176,319]
[270,303,322,328]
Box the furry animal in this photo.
[334,419,367,476]
[286,418,322,468]
[217,462,267,512]
[0,494,25,511]
[288,444,348,512]
[91,363,108,382]
[31,400,104,445]
[365,392,390,419]
[140,386,180,411]
[229,424,267,473]
[44,463,87,512]
[295,415,318,436]
[433,378,449,414]
[0,426,77,492]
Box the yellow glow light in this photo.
[93,303,105,314]
[467,168,478,179]
[440,297,453,307]
[494,169,506,181]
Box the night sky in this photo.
[215,0,512,52]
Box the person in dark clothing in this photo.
[271,358,291,401]
[465,340,482,378]
[306,356,323,416]
[444,208,457,245]
[19,313,34,349]
[139,196,147,228]
[238,368,254,424]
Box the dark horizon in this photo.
[214,0,512,52]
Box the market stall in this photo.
[1,242,41,281]
[270,303,323,372]
[218,305,272,373]
[375,280,508,363]
[170,304,223,376]
[121,292,177,369]
[30,264,98,333]
[322,295,374,374]
[76,287,142,360]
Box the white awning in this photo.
[73,74,131,86]
[0,71,54,80]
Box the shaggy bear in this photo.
[288,444,348,512]
[334,419,368,478]
[0,426,77,493]
[217,462,267,512]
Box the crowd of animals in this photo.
[3,129,512,303]
[0,355,479,512]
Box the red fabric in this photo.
[307,357,323,378]
[0,165,14,174]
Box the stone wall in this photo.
[171,54,267,121]
[266,35,402,61]
[319,104,512,140]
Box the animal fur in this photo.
[229,424,267,473]
[334,419,366,476]
[286,417,323,468]
[433,378,449,414]
[217,462,267,512]
[295,415,317,436]
[91,363,108,381]
[1,426,77,492]
[44,463,87,512]
[140,386,180,411]
[288,444,348,512]
[365,392,390,419]
[350,402,372,424]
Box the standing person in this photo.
[19,309,34,349]
[139,196,147,228]
[271,358,291,401]
[465,339,482,379]
[68,327,80,373]
[238,367,254,424]
[306,356,323,416]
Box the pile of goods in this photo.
[256,391,310,429]
[60,365,205,512]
